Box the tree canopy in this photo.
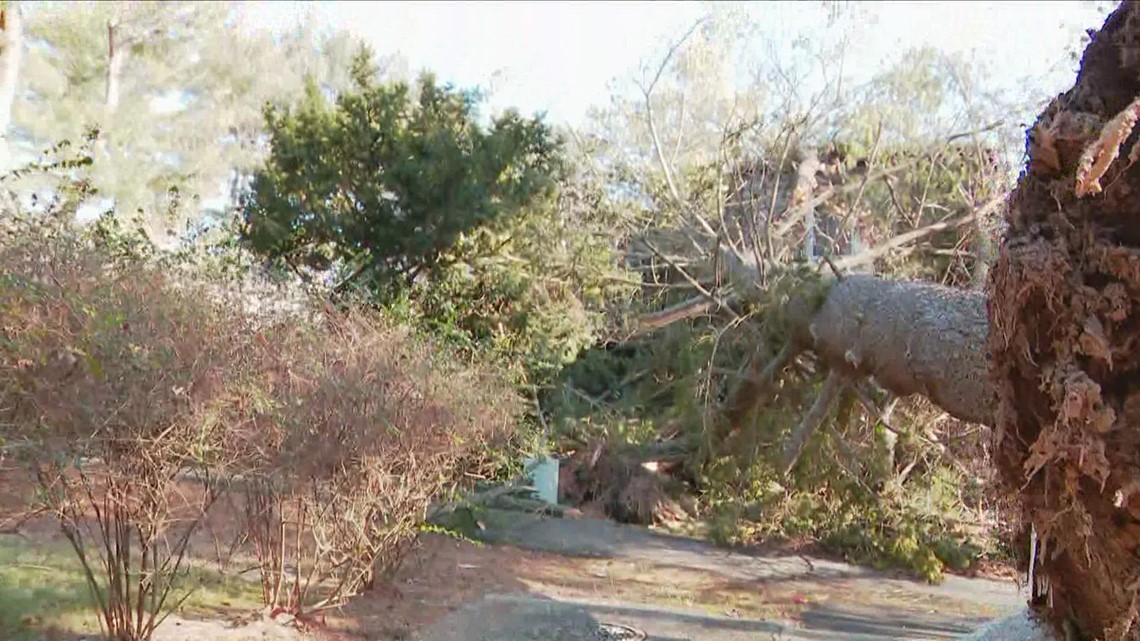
[240,52,565,296]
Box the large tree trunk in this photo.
[722,260,995,437]
[104,20,127,115]
[987,2,1140,640]
[803,274,993,426]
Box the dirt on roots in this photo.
[989,2,1140,639]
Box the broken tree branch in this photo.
[640,238,739,321]
[783,369,847,475]
[831,195,1005,272]
[630,295,730,337]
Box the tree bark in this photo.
[104,21,127,115]
[0,1,22,174]
[802,273,994,427]
[721,247,996,431]
[94,18,130,164]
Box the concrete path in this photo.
[421,591,1000,640]
[418,509,1026,641]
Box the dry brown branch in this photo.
[782,369,847,475]
[630,295,724,337]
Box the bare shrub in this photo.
[232,311,518,616]
[0,216,259,641]
[1,211,520,631]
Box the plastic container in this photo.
[523,455,560,505]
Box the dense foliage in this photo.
[241,51,631,388]
[242,54,563,294]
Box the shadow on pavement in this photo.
[795,605,992,639]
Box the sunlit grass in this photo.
[0,535,262,640]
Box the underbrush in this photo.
[232,313,516,613]
[549,320,1011,583]
[0,211,518,639]
[701,466,1008,582]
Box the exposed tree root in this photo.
[989,3,1140,639]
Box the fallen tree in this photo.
[727,2,1140,638]
[589,3,1139,638]
[557,17,1015,574]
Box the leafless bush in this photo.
[0,217,258,640]
[231,311,519,615]
[1,211,521,630]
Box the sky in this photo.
[234,0,1113,129]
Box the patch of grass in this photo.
[0,536,262,640]
[0,536,100,640]
[177,564,264,617]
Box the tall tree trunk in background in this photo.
[792,150,821,261]
[988,2,1140,639]
[104,20,126,115]
[94,19,128,163]
[94,19,126,164]
[0,1,22,175]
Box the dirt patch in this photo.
[989,3,1140,640]
[322,534,546,640]
[152,615,309,641]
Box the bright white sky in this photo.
[235,0,1112,128]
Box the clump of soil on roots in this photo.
[559,443,692,526]
[989,4,1140,640]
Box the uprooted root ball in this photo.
[989,4,1140,639]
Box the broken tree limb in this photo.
[830,195,1005,272]
[782,369,847,475]
[629,291,740,337]
[724,342,798,436]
